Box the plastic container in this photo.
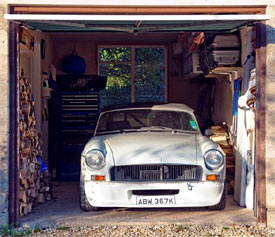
[212,50,241,65]
[62,50,86,75]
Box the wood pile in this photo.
[19,72,51,217]
[210,125,235,195]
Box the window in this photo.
[98,46,167,109]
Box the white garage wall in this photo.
[27,30,54,166]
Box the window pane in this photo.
[99,48,130,62]
[135,64,165,103]
[135,48,165,64]
[99,64,131,109]
[135,48,166,103]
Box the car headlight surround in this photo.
[84,149,106,170]
[204,149,224,170]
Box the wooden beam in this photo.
[12,6,266,14]
[8,21,20,227]
[255,22,267,226]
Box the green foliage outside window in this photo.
[100,47,130,62]
[99,47,166,109]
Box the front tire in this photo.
[80,182,99,212]
[205,182,226,210]
[206,193,226,210]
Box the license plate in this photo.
[136,196,176,206]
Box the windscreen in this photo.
[96,109,198,134]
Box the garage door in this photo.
[4,14,270,33]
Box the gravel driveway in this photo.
[30,224,275,237]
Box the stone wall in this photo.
[0,0,9,228]
[266,5,275,227]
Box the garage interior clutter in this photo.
[18,25,257,217]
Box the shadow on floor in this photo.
[20,182,256,228]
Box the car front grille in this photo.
[110,164,202,182]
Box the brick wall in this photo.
[0,0,9,228]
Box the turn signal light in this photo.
[207,175,217,181]
[91,175,105,181]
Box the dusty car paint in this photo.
[81,103,225,208]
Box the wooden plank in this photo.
[255,22,267,226]
[8,20,20,227]
[12,6,266,14]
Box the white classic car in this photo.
[80,103,226,211]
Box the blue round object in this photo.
[62,50,86,74]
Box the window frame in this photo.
[98,45,168,103]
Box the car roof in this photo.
[101,103,194,113]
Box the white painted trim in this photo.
[4,14,271,21]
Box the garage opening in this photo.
[5,7,269,225]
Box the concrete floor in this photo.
[20,182,256,228]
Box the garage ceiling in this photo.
[4,14,270,33]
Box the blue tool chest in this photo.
[51,75,106,181]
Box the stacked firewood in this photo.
[19,72,51,216]
[210,125,235,195]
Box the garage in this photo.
[4,5,271,226]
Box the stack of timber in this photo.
[210,125,235,195]
[19,73,51,217]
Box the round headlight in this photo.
[85,149,106,170]
[204,149,224,170]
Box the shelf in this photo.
[210,66,242,74]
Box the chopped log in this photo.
[21,147,31,156]
[210,124,236,196]
[21,102,31,115]
[18,71,51,216]
[37,193,45,204]
[211,125,228,136]
[26,202,32,214]
[19,202,27,216]
[210,135,227,142]
[30,188,37,198]
[226,156,235,165]
[223,148,233,156]
[19,190,27,203]
[217,141,232,149]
